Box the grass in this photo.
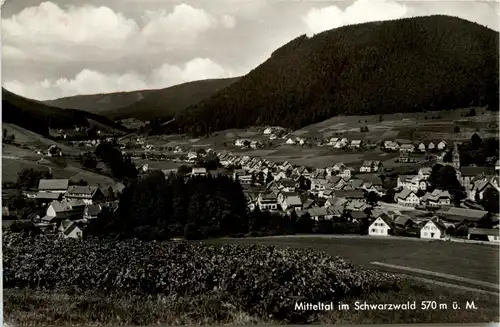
[206,236,499,285]
[4,279,498,326]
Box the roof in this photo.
[259,192,277,200]
[38,179,69,191]
[192,167,207,174]
[67,185,100,196]
[394,215,414,226]
[400,144,414,150]
[333,190,364,199]
[327,176,343,184]
[348,179,364,189]
[427,219,447,232]
[421,189,451,202]
[49,199,86,213]
[351,140,362,145]
[437,207,488,222]
[395,188,416,200]
[468,228,499,237]
[280,179,296,187]
[350,211,367,219]
[63,223,82,237]
[372,215,393,227]
[361,175,383,186]
[419,167,432,174]
[85,204,102,216]
[460,167,496,177]
[308,207,328,217]
[34,192,62,200]
[284,195,302,206]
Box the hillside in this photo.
[2,88,130,136]
[162,15,499,136]
[44,77,240,121]
[44,90,156,113]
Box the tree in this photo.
[481,188,499,213]
[454,126,461,133]
[16,168,52,190]
[465,108,477,117]
[81,152,97,170]
[443,150,453,162]
[266,171,274,184]
[470,133,482,149]
[365,191,380,206]
[107,186,116,201]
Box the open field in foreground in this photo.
[206,236,500,285]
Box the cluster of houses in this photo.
[17,179,118,239]
[214,148,500,242]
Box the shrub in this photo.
[3,233,402,323]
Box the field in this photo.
[207,236,499,285]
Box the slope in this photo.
[2,88,130,136]
[43,90,157,113]
[43,77,240,121]
[167,15,499,137]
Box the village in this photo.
[6,124,500,244]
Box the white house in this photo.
[418,143,426,152]
[428,142,436,151]
[334,138,349,149]
[286,138,296,145]
[328,138,339,146]
[420,220,447,239]
[339,167,352,180]
[397,175,421,193]
[495,160,500,173]
[350,140,362,149]
[437,141,447,151]
[59,220,83,239]
[368,216,393,236]
[191,167,207,177]
[250,140,263,149]
[421,189,451,207]
[257,193,278,211]
[394,189,420,207]
[269,134,277,140]
[399,144,415,153]
[235,139,251,147]
[279,193,303,210]
[384,141,399,151]
[295,137,306,145]
[263,127,273,135]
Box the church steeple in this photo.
[452,142,460,171]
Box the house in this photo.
[44,199,86,222]
[360,161,373,173]
[339,167,353,180]
[418,167,432,181]
[234,139,251,147]
[460,167,496,190]
[83,204,102,219]
[418,143,426,152]
[294,166,311,178]
[280,161,294,171]
[368,215,393,236]
[344,179,364,190]
[238,174,253,185]
[310,178,329,193]
[305,207,336,221]
[469,178,499,201]
[384,141,399,151]
[65,186,106,205]
[496,160,500,173]
[334,138,348,149]
[285,138,296,145]
[397,175,421,193]
[324,196,347,208]
[394,215,415,229]
[279,192,303,210]
[349,211,368,223]
[399,144,415,153]
[420,189,451,207]
[263,127,273,135]
[33,192,63,203]
[420,219,447,239]
[278,178,296,192]
[467,228,500,242]
[38,179,69,194]
[295,137,306,145]
[328,138,339,146]
[250,140,263,149]
[394,189,420,207]
[327,176,347,190]
[350,140,362,149]
[428,142,436,151]
[437,141,447,151]
[191,167,208,177]
[257,193,278,211]
[59,220,83,239]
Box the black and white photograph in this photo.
[1,0,499,325]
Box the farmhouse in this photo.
[469,178,499,201]
[394,189,419,207]
[333,190,364,200]
[38,179,69,194]
[399,144,415,153]
[369,216,393,236]
[428,142,436,151]
[460,167,496,190]
[44,199,86,222]
[83,204,102,220]
[257,193,278,211]
[65,186,106,205]
[279,193,303,210]
[437,141,447,151]
[250,140,263,149]
[397,175,421,193]
[191,167,208,177]
[394,215,415,229]
[420,219,447,239]
[418,143,426,152]
[359,161,383,173]
[418,167,432,181]
[328,138,339,146]
[334,138,349,149]
[420,189,451,207]
[384,141,399,151]
[59,220,83,239]
[285,138,296,145]
[467,228,499,242]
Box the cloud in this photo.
[303,0,410,35]
[1,1,235,62]
[4,58,233,101]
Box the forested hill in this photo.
[164,15,499,136]
[2,88,130,137]
[44,77,240,121]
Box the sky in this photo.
[2,0,499,101]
